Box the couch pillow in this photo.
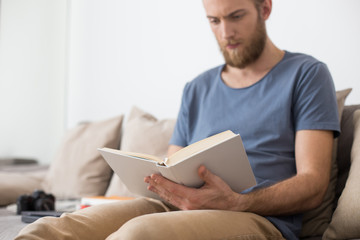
[300,88,352,237]
[42,115,123,199]
[105,106,176,197]
[323,110,360,239]
[335,104,360,204]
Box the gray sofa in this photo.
[1,104,359,240]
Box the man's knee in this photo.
[15,198,165,240]
[107,213,175,240]
[106,210,285,240]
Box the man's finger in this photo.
[146,175,186,207]
[150,174,192,197]
[198,165,217,184]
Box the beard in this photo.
[219,18,267,69]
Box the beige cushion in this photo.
[300,88,352,237]
[42,115,123,199]
[105,106,176,197]
[323,110,360,239]
[0,170,46,206]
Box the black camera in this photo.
[16,190,55,215]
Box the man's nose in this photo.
[220,21,236,40]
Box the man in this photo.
[144,0,339,238]
[16,0,339,239]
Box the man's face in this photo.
[203,0,267,69]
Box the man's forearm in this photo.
[232,172,329,216]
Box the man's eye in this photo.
[209,18,220,24]
[232,14,244,20]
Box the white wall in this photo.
[67,0,360,128]
[67,0,221,127]
[1,0,359,164]
[0,0,67,164]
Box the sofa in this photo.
[0,88,359,240]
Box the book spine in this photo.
[157,165,180,184]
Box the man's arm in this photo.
[167,145,184,157]
[235,130,333,215]
[145,130,333,215]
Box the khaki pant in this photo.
[15,198,285,240]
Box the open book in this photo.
[98,130,256,200]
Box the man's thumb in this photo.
[198,165,214,183]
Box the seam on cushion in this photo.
[146,198,172,212]
[220,234,284,240]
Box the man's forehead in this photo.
[203,0,255,16]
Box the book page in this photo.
[167,130,235,166]
[98,148,162,200]
[100,148,164,164]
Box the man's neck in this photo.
[221,38,284,89]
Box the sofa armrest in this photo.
[0,165,48,206]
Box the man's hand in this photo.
[144,165,240,210]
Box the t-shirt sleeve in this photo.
[169,83,191,147]
[293,62,340,137]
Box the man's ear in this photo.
[260,0,272,20]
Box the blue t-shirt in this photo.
[170,51,340,239]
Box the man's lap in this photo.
[15,198,284,240]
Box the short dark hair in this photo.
[253,0,265,13]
